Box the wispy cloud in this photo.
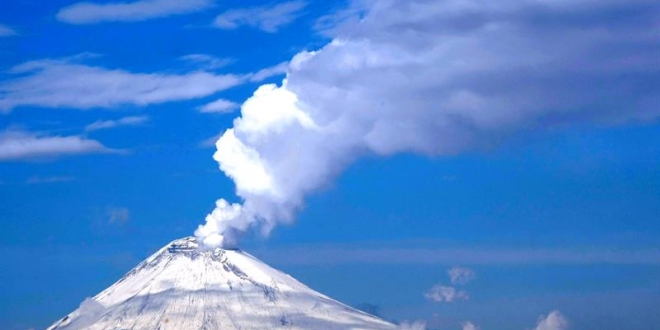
[107,207,130,225]
[248,61,288,82]
[200,133,222,148]
[0,56,243,112]
[85,116,149,132]
[57,0,214,24]
[180,54,233,71]
[213,1,307,33]
[0,55,286,112]
[534,310,569,330]
[252,245,660,266]
[424,284,469,303]
[0,23,17,36]
[448,266,476,285]
[199,98,239,114]
[0,129,120,161]
[26,176,76,184]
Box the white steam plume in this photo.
[196,0,660,248]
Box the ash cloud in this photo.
[196,0,660,248]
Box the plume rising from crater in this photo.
[196,0,660,248]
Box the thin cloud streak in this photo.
[0,129,121,161]
[254,246,660,266]
[57,0,214,24]
[85,116,149,132]
[213,1,307,33]
[26,176,76,184]
[199,99,239,113]
[0,56,284,112]
[180,54,234,71]
[248,61,288,82]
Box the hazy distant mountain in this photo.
[48,237,396,330]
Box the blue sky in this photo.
[0,1,659,329]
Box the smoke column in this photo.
[195,0,660,248]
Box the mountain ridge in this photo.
[47,237,396,330]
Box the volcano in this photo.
[47,237,396,330]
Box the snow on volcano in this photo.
[47,237,396,330]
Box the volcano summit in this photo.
[47,237,395,330]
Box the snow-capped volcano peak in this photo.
[48,237,395,330]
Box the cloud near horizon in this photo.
[195,0,660,248]
[213,1,307,33]
[0,129,120,161]
[57,0,214,24]
[0,56,284,112]
[534,310,569,330]
[424,284,469,303]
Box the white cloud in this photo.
[462,321,479,330]
[397,321,426,330]
[57,0,213,24]
[448,266,476,285]
[199,99,239,113]
[108,207,130,225]
[85,116,149,132]
[534,310,569,330]
[424,284,469,303]
[196,0,660,248]
[26,176,75,184]
[248,61,289,82]
[0,23,17,36]
[180,54,233,71]
[0,56,243,112]
[213,1,307,33]
[0,129,119,161]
